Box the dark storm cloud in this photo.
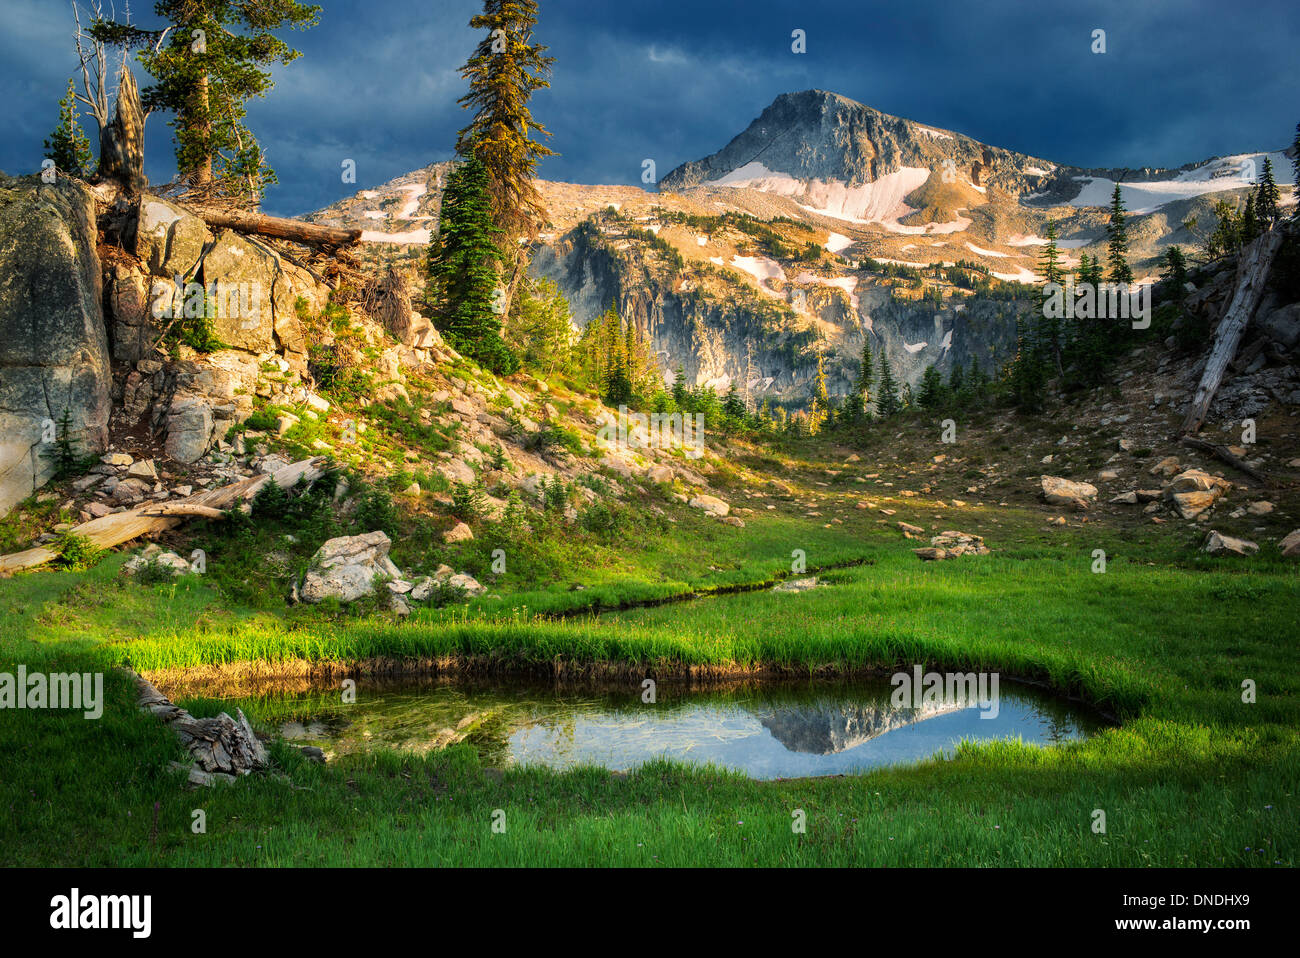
[2,0,1296,216]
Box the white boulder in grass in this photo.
[1202,530,1259,556]
[688,494,730,516]
[1040,476,1097,511]
[300,530,400,603]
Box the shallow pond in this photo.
[229,674,1105,780]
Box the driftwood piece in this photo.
[195,207,361,247]
[1179,229,1285,436]
[0,457,325,575]
[133,671,268,783]
[1179,437,1268,485]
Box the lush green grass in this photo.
[2,522,1295,867]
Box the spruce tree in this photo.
[1292,124,1300,218]
[456,0,555,253]
[853,337,874,419]
[1107,183,1134,286]
[93,1,320,199]
[426,156,517,374]
[1009,309,1047,410]
[1242,194,1260,242]
[1256,156,1280,225]
[1038,220,1065,377]
[948,360,965,396]
[722,385,746,421]
[1163,246,1188,301]
[917,365,944,408]
[671,363,688,409]
[44,79,94,178]
[875,352,901,417]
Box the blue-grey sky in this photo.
[2,0,1296,216]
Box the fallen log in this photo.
[137,503,229,520]
[1179,228,1285,436]
[195,208,361,247]
[133,671,268,784]
[0,457,326,575]
[1179,436,1268,485]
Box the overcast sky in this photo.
[2,0,1296,216]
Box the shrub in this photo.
[54,531,102,571]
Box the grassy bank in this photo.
[2,519,1296,867]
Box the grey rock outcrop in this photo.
[0,174,111,515]
[300,531,401,603]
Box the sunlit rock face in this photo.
[0,174,111,515]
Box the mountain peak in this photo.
[659,89,1028,192]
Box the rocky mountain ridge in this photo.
[310,90,1296,406]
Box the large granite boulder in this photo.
[1040,475,1097,511]
[300,531,402,604]
[197,229,279,353]
[135,195,211,280]
[0,174,111,515]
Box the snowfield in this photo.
[794,271,860,309]
[825,232,854,253]
[709,162,972,234]
[992,266,1039,284]
[966,242,1012,258]
[1063,151,1295,213]
[360,228,431,245]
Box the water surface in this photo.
[240,675,1103,780]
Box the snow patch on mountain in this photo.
[825,232,853,253]
[1064,151,1294,213]
[794,272,860,309]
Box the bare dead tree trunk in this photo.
[1179,228,1284,436]
[97,62,148,194]
[72,2,111,143]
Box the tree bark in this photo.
[194,207,362,247]
[1179,228,1285,436]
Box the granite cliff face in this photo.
[528,208,1025,401]
[0,176,111,514]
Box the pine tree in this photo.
[917,365,945,408]
[1256,156,1280,225]
[1163,245,1188,301]
[456,0,555,250]
[44,79,94,178]
[875,352,901,417]
[671,362,688,409]
[426,156,516,373]
[853,337,874,420]
[1242,194,1260,242]
[1038,220,1065,377]
[93,1,320,199]
[1107,183,1134,286]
